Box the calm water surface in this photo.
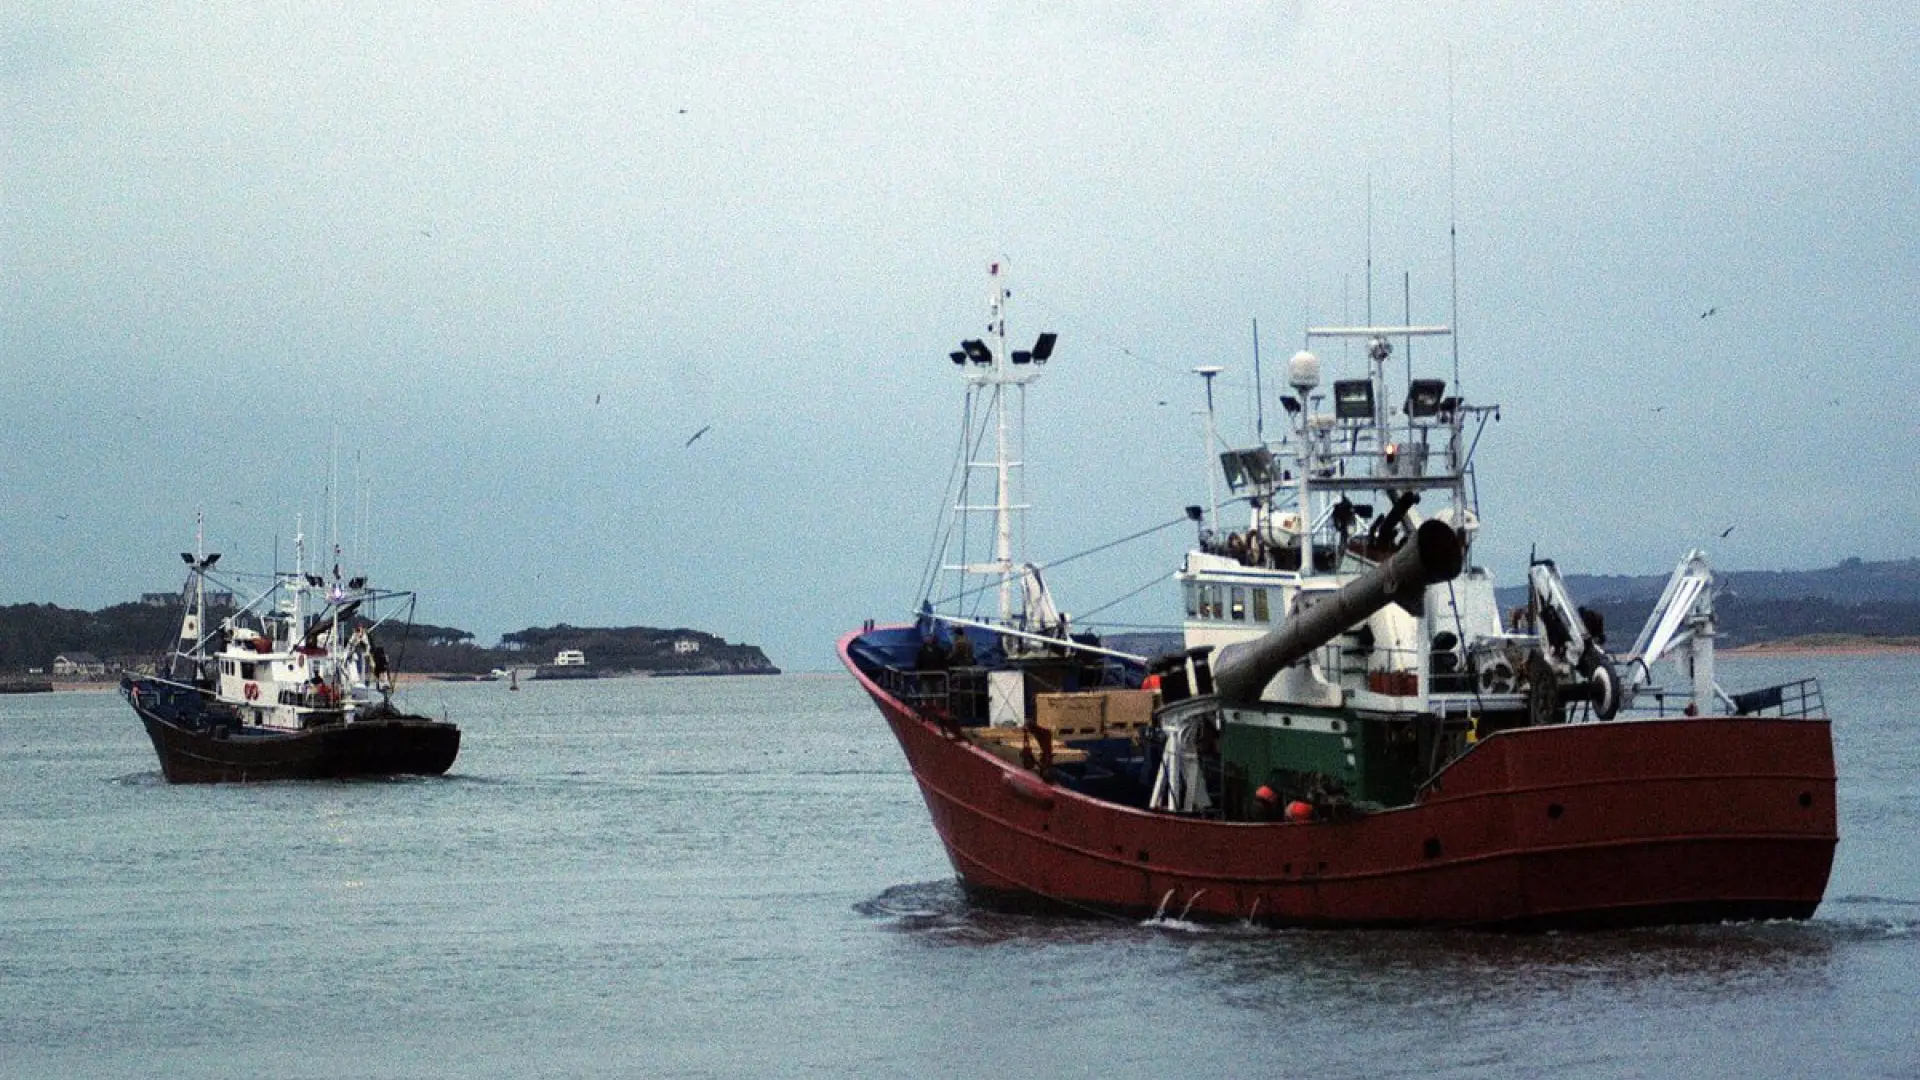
[1,656,1915,1078]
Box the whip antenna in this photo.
[1448,43,1462,393]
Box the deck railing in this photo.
[1634,677,1827,720]
[1730,677,1826,719]
[878,665,995,724]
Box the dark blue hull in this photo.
[123,677,459,784]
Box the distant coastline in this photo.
[1724,634,1920,657]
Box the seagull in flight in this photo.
[1700,306,1718,319]
[1719,525,1736,538]
[684,424,712,447]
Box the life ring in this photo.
[243,681,260,701]
[1590,661,1621,720]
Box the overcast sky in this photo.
[4,2,1915,670]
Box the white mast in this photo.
[290,518,308,647]
[990,267,1016,624]
[191,510,206,642]
[174,509,218,677]
[944,261,1053,628]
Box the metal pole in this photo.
[1252,318,1264,442]
[1195,366,1224,534]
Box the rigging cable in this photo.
[924,510,1193,611]
[915,387,976,605]
[917,383,1000,613]
[1075,569,1177,623]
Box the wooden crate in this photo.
[972,737,1028,765]
[1096,689,1159,734]
[967,727,1087,766]
[1034,693,1105,738]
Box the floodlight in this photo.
[1333,379,1374,421]
[1406,379,1447,418]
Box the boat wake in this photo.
[108,771,167,786]
[859,881,1279,943]
[855,880,1126,944]
[1139,887,1267,935]
[1826,893,1920,907]
[856,879,1912,956]
[110,770,469,789]
[854,880,971,926]
[1813,895,1920,939]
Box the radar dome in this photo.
[1288,350,1320,391]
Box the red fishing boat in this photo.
[840,265,1834,930]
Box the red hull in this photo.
[841,632,1836,930]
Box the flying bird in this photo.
[594,394,601,405]
[1700,306,1718,319]
[684,424,712,447]
[1719,525,1736,538]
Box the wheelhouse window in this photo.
[1230,587,1247,621]
[1184,582,1199,618]
[1253,588,1270,622]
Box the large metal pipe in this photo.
[1213,518,1465,705]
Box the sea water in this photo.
[1,656,1915,1079]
